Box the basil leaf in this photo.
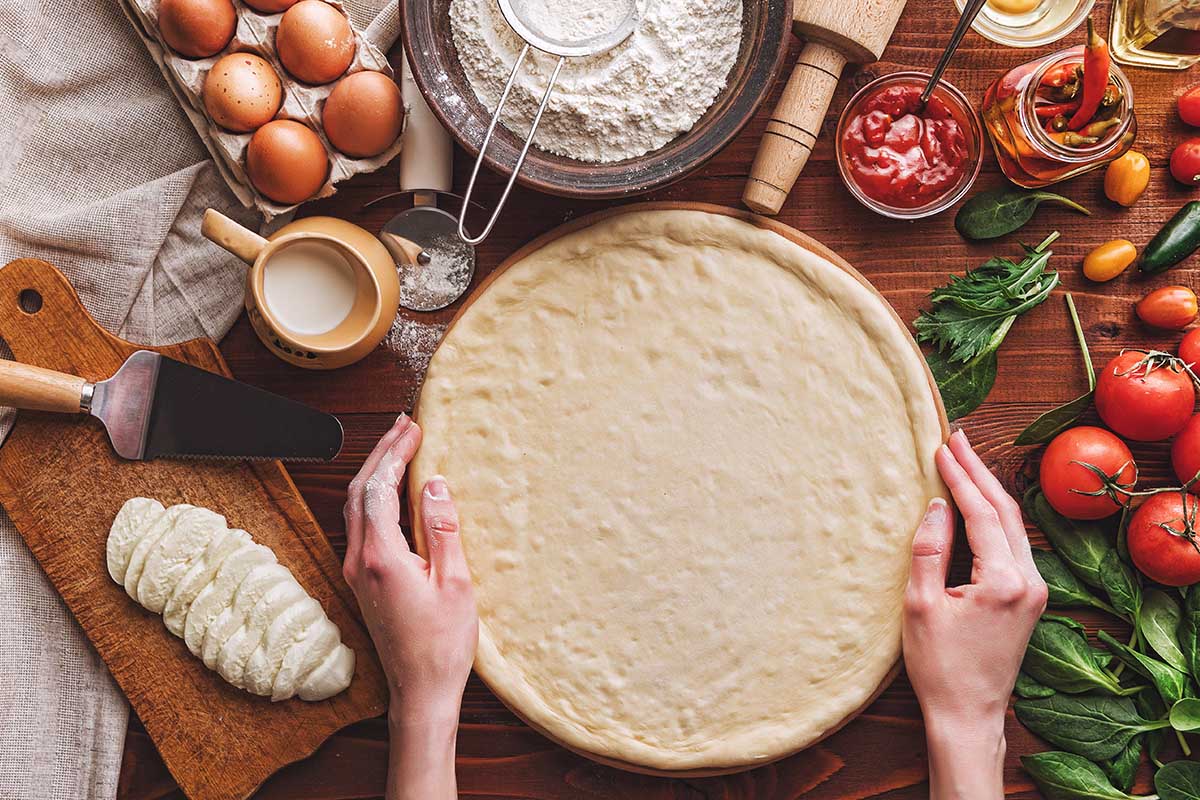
[1100,550,1142,623]
[1099,629,1184,708]
[1017,670,1058,699]
[955,187,1091,240]
[1157,759,1200,800]
[1016,391,1096,445]
[926,343,999,422]
[1027,489,1116,589]
[1102,735,1143,795]
[1170,697,1200,731]
[1035,549,1119,615]
[1024,619,1131,695]
[1140,590,1189,673]
[1021,751,1142,800]
[1014,694,1168,760]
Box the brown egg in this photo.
[203,54,283,133]
[275,0,356,85]
[246,120,329,204]
[242,0,299,12]
[158,0,236,59]
[322,71,404,158]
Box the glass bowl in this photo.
[955,0,1094,48]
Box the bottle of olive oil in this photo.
[1110,0,1200,70]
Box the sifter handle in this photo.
[743,41,848,216]
[0,360,88,413]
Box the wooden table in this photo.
[115,1,1200,796]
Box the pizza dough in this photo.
[411,209,945,771]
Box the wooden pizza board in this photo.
[409,202,950,778]
[0,258,388,800]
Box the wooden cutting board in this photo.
[0,258,388,800]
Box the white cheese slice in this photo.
[123,505,192,598]
[297,644,355,702]
[136,506,226,613]
[202,562,292,673]
[271,617,340,702]
[106,498,165,583]
[216,579,308,689]
[183,543,276,657]
[162,528,251,637]
[241,595,324,698]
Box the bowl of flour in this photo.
[402,0,792,198]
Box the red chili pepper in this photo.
[1068,18,1111,131]
[1041,62,1078,88]
[1036,100,1082,119]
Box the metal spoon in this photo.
[921,0,989,104]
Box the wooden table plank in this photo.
[117,1,1198,796]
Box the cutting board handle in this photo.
[743,41,848,216]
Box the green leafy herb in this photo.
[1025,618,1137,696]
[925,346,1000,422]
[1035,549,1120,616]
[1017,670,1059,699]
[1100,550,1143,623]
[955,187,1090,240]
[1021,751,1146,800]
[1181,588,1200,685]
[1141,590,1190,674]
[1157,759,1200,799]
[1135,691,1170,769]
[1099,630,1184,708]
[1103,735,1144,795]
[1170,697,1200,732]
[1016,294,1096,445]
[1014,694,1170,760]
[1026,487,1116,589]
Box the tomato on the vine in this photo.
[1172,138,1200,185]
[1095,351,1195,442]
[1039,426,1136,520]
[1128,492,1200,586]
[1172,415,1200,492]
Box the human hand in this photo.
[903,430,1047,799]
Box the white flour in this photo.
[449,0,743,163]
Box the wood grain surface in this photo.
[114,0,1198,797]
[0,259,389,800]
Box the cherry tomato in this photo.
[1039,426,1136,520]
[1180,85,1200,127]
[1181,328,1200,369]
[1136,285,1198,330]
[1171,138,1200,185]
[1095,351,1196,441]
[1172,415,1200,491]
[1128,492,1200,585]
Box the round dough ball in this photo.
[322,71,404,158]
[242,0,299,11]
[158,0,236,59]
[246,120,329,205]
[203,54,283,133]
[275,0,356,85]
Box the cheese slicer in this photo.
[0,351,343,461]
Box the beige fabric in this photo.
[0,1,398,797]
[413,210,946,771]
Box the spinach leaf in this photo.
[1180,588,1200,685]
[1102,735,1143,795]
[1027,488,1116,589]
[1015,294,1096,445]
[1014,694,1169,760]
[1157,759,1200,800]
[1100,550,1142,623]
[1044,613,1089,634]
[926,345,1000,422]
[1140,590,1189,673]
[1170,697,1200,732]
[955,187,1090,240]
[1017,670,1058,699]
[1034,549,1119,615]
[1134,691,1169,768]
[1021,751,1143,800]
[1025,618,1133,695]
[1099,629,1184,707]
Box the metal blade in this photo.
[90,351,342,462]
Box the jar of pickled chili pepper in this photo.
[981,38,1136,187]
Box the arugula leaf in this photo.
[1015,694,1170,760]
[1022,751,1145,800]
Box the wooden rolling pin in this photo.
[743,0,909,216]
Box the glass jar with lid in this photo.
[981,45,1136,187]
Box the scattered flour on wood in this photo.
[383,314,445,386]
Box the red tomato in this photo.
[1172,138,1200,185]
[1095,351,1196,441]
[1137,285,1199,330]
[1181,85,1200,127]
[1128,492,1200,585]
[1173,415,1200,492]
[1180,328,1200,369]
[1039,426,1136,520]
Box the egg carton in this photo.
[119,0,405,220]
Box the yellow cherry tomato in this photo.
[1104,150,1151,207]
[1083,239,1138,282]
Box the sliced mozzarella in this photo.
[123,505,192,598]
[106,498,165,583]
[162,528,251,637]
[203,563,293,673]
[271,617,340,702]
[216,580,307,689]
[136,506,226,613]
[297,644,355,702]
[183,543,276,657]
[242,595,324,697]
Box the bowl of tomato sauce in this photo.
[836,72,983,219]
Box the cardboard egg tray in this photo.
[119,0,405,220]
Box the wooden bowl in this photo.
[401,0,793,199]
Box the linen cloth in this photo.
[0,1,398,798]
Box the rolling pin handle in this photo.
[743,41,848,216]
[0,360,89,414]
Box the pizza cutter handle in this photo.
[401,54,452,204]
[0,359,88,413]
